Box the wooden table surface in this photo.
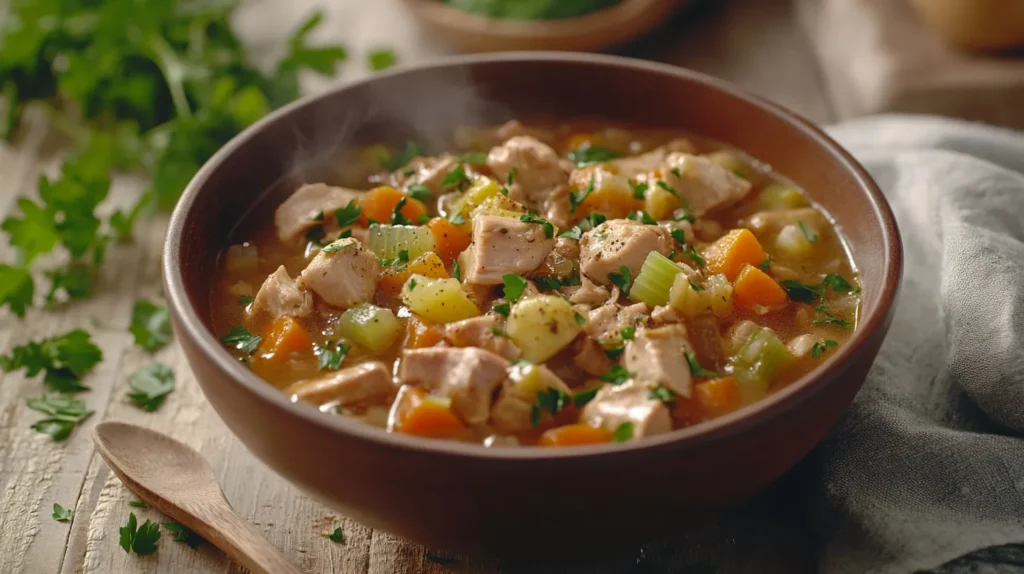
[0,1,834,572]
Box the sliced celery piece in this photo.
[338,303,401,353]
[629,251,685,307]
[727,327,791,396]
[367,224,436,261]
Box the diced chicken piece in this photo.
[580,381,672,438]
[444,315,521,361]
[487,136,569,211]
[691,219,724,242]
[787,334,818,358]
[544,184,572,229]
[284,362,395,406]
[607,138,697,179]
[570,276,610,306]
[532,237,578,279]
[573,336,614,377]
[248,266,313,326]
[625,325,694,397]
[495,120,558,145]
[651,304,685,325]
[567,165,632,209]
[584,302,649,344]
[297,237,380,308]
[274,183,362,244]
[459,215,555,285]
[659,218,695,243]
[398,347,509,424]
[579,219,671,286]
[491,364,572,433]
[391,155,458,196]
[744,208,828,238]
[655,153,752,216]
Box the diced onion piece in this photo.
[470,194,528,218]
[508,361,547,395]
[630,251,686,307]
[644,185,681,220]
[727,327,791,397]
[338,303,401,353]
[669,272,733,319]
[705,150,748,177]
[507,295,582,363]
[451,176,502,216]
[367,224,436,261]
[759,183,806,208]
[775,224,813,258]
[400,275,481,324]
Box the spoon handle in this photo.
[189,501,303,574]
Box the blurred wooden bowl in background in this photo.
[909,0,1024,51]
[401,0,691,53]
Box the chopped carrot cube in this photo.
[427,217,472,263]
[403,315,445,349]
[703,229,768,281]
[391,386,465,438]
[732,264,788,311]
[538,424,613,447]
[695,377,741,416]
[377,252,449,299]
[259,316,313,358]
[357,186,428,226]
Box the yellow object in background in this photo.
[910,0,1024,51]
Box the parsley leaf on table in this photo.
[52,503,73,522]
[367,49,398,71]
[163,521,203,548]
[126,363,175,412]
[326,526,345,543]
[0,329,103,393]
[119,512,161,556]
[27,395,93,441]
[129,300,171,352]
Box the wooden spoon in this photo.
[93,421,302,574]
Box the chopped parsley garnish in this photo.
[27,395,93,441]
[568,143,621,167]
[673,210,696,223]
[221,326,261,355]
[685,353,717,377]
[667,250,677,260]
[380,142,424,171]
[459,151,488,165]
[416,214,431,225]
[558,226,582,240]
[580,212,607,231]
[452,259,462,282]
[339,229,352,239]
[306,225,327,245]
[628,179,649,200]
[689,280,705,292]
[656,180,681,201]
[648,385,676,406]
[492,302,510,317]
[798,220,818,243]
[447,211,467,225]
[607,265,632,296]
[574,311,587,325]
[507,167,518,187]
[603,344,624,360]
[368,48,397,71]
[127,363,175,412]
[670,228,687,245]
[119,512,160,556]
[334,201,362,227]
[406,184,432,202]
[620,326,636,340]
[316,341,350,371]
[326,526,345,544]
[380,250,410,267]
[530,387,569,427]
[569,175,596,214]
[490,327,509,338]
[127,501,147,508]
[612,422,634,442]
[534,276,563,291]
[681,245,705,268]
[391,197,411,225]
[238,295,254,308]
[627,210,657,225]
[670,167,683,179]
[313,210,325,222]
[163,522,203,548]
[442,163,471,191]
[52,503,73,522]
[0,329,103,393]
[759,254,773,271]
[321,241,353,254]
[811,339,838,359]
[813,313,850,328]
[779,280,824,303]
[520,213,554,239]
[573,387,600,408]
[821,273,856,293]
[408,278,417,291]
[600,364,634,385]
[130,300,172,352]
[502,274,528,304]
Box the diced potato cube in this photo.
[506,295,582,363]
[775,224,813,258]
[401,274,481,324]
[644,186,681,221]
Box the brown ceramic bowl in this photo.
[164,53,902,557]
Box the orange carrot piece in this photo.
[732,264,788,311]
[703,228,767,281]
[259,316,313,358]
[427,217,472,262]
[377,252,449,299]
[672,396,707,427]
[404,315,446,349]
[357,186,428,225]
[538,424,613,447]
[397,399,465,438]
[564,133,596,152]
[579,186,643,220]
[695,377,741,416]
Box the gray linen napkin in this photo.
[806,115,1024,573]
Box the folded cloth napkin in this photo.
[804,115,1024,573]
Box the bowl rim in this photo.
[164,51,902,462]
